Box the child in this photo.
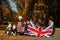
[24,20,30,35]
[5,22,12,35]
[11,24,17,36]
[17,19,24,36]
[43,18,55,37]
[47,19,55,36]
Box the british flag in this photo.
[27,22,53,38]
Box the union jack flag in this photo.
[27,22,53,38]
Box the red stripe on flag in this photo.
[28,26,52,37]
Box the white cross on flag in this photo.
[27,24,53,38]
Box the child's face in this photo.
[27,21,29,24]
[23,21,26,24]
[49,20,52,24]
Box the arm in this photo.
[46,22,54,29]
[44,22,54,31]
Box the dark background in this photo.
[0,0,60,28]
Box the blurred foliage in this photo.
[1,0,59,26]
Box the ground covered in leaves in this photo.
[0,30,60,40]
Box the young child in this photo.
[17,19,24,36]
[5,22,12,35]
[24,20,30,35]
[11,24,17,36]
[47,19,55,36]
[43,18,55,37]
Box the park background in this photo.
[0,0,60,40]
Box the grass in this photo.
[0,30,60,40]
